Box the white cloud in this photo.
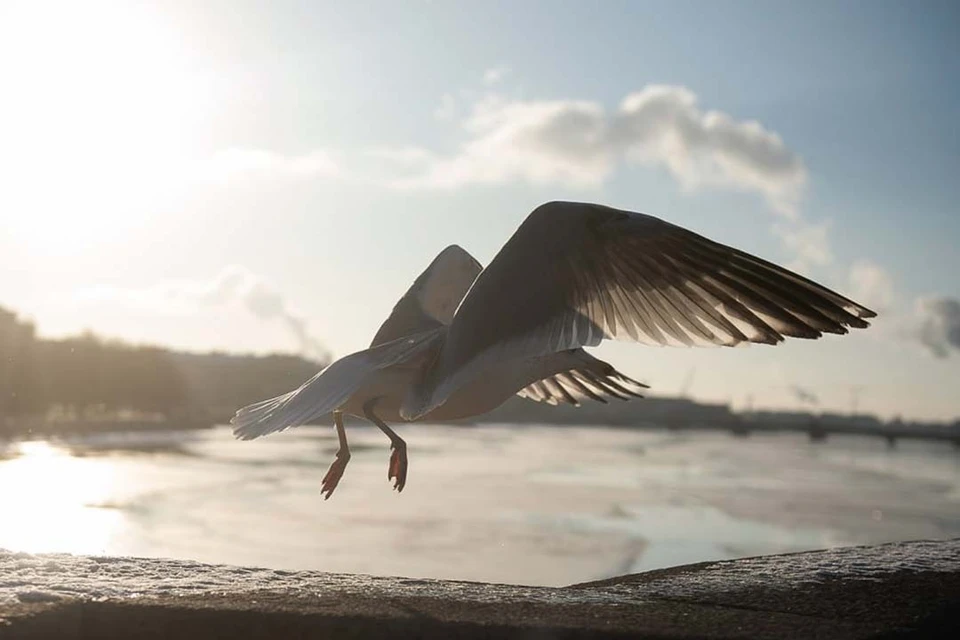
[188,84,804,218]
[848,260,895,312]
[913,297,960,358]
[482,66,511,86]
[381,84,807,216]
[386,81,832,277]
[614,87,806,217]
[188,81,835,284]
[73,267,327,359]
[772,219,833,273]
[391,98,612,189]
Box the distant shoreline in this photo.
[2,408,959,448]
[0,417,216,439]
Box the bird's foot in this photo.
[388,441,407,492]
[321,450,351,500]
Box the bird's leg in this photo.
[362,399,407,492]
[321,411,351,500]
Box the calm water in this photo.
[1,424,958,586]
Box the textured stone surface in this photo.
[2,539,959,638]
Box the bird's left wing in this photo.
[402,201,875,420]
[232,328,443,440]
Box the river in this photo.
[1,424,957,586]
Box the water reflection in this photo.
[0,441,124,554]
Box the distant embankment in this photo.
[476,396,960,447]
[2,539,958,639]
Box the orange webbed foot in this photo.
[321,451,351,500]
[387,442,407,492]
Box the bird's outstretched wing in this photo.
[402,201,874,419]
[517,350,649,406]
[370,245,482,347]
[232,328,444,440]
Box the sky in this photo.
[0,0,958,421]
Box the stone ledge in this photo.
[2,539,959,639]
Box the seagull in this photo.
[231,201,875,498]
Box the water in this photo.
[1,424,958,586]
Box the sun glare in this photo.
[0,441,124,554]
[0,2,212,255]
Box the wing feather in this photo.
[516,353,649,407]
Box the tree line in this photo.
[0,306,327,429]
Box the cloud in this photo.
[913,297,960,358]
[75,267,327,359]
[195,84,805,218]
[390,98,613,189]
[185,80,859,294]
[191,80,833,283]
[614,86,806,217]
[387,81,827,274]
[772,219,833,273]
[384,84,806,216]
[848,260,894,312]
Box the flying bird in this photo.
[231,201,875,498]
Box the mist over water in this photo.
[1,424,958,587]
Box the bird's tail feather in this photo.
[231,372,325,440]
[231,328,446,441]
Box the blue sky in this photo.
[1,0,958,420]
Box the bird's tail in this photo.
[230,372,325,440]
[231,328,447,440]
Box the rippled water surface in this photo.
[1,424,957,586]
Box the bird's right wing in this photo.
[370,245,482,347]
[232,328,444,440]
